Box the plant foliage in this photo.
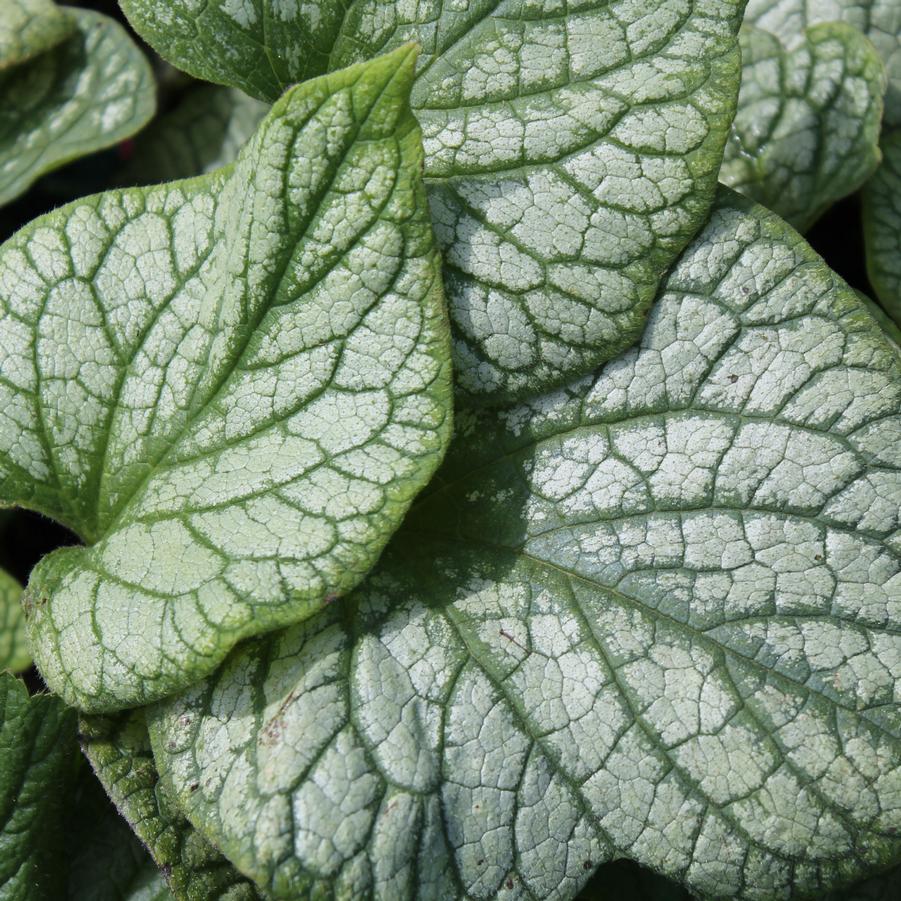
[0,2,898,900]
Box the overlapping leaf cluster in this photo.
[0,1,899,900]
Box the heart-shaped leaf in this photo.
[0,46,453,712]
[120,85,268,186]
[745,0,901,128]
[0,673,77,899]
[80,711,259,899]
[0,0,75,70]
[0,8,155,206]
[121,0,745,403]
[863,129,901,328]
[0,567,28,673]
[721,22,885,231]
[149,189,901,900]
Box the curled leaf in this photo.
[0,9,155,206]
[80,711,259,900]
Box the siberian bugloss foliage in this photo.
[0,1,898,900]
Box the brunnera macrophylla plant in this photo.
[0,2,898,901]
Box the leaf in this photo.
[721,22,885,231]
[0,9,156,207]
[0,46,453,713]
[863,129,901,328]
[122,0,746,403]
[80,711,260,900]
[67,762,174,901]
[149,189,901,900]
[0,0,75,70]
[119,85,268,186]
[0,673,77,900]
[0,566,29,672]
[119,0,349,104]
[745,0,901,128]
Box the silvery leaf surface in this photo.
[854,290,901,344]
[745,0,901,127]
[149,189,901,900]
[0,47,453,711]
[121,0,746,403]
[721,22,885,231]
[863,129,901,328]
[0,9,155,206]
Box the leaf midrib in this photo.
[412,530,901,743]
[90,62,412,542]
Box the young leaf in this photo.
[121,0,746,403]
[119,85,268,186]
[863,129,901,327]
[0,0,75,70]
[721,23,885,231]
[149,189,901,900]
[0,9,155,206]
[0,673,78,899]
[0,566,29,672]
[67,762,174,901]
[0,46,453,713]
[745,0,901,127]
[80,711,259,900]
